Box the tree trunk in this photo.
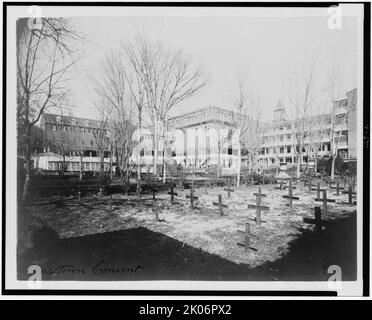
[331,155,336,179]
[153,109,158,176]
[248,153,254,173]
[217,129,221,178]
[79,151,83,181]
[296,154,301,178]
[126,165,130,195]
[100,151,104,181]
[22,123,31,200]
[110,147,113,180]
[217,145,221,178]
[62,153,66,174]
[162,119,166,183]
[137,112,142,197]
[237,140,241,186]
[330,134,337,179]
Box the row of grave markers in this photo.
[76,173,356,254]
[148,173,356,228]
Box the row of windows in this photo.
[54,117,94,127]
[49,123,108,135]
[263,128,346,144]
[262,146,292,155]
[138,148,240,158]
[47,161,109,172]
[57,150,111,158]
[261,142,332,156]
[263,134,292,144]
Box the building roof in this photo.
[41,113,103,129]
[169,105,234,121]
[168,106,241,129]
[37,151,61,157]
[274,99,285,111]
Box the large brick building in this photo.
[35,113,111,172]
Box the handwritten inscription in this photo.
[38,260,144,276]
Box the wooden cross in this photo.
[246,177,254,186]
[351,177,356,190]
[313,206,322,228]
[282,180,299,208]
[237,223,258,252]
[345,176,356,191]
[152,178,157,201]
[327,179,336,190]
[311,182,326,199]
[78,190,81,203]
[303,207,330,231]
[342,185,357,205]
[306,180,317,192]
[210,179,215,189]
[303,173,314,184]
[284,181,297,190]
[248,186,269,225]
[315,190,335,215]
[168,182,178,203]
[178,179,184,191]
[224,178,234,197]
[212,194,228,215]
[330,179,344,196]
[303,176,310,185]
[152,206,165,222]
[186,181,198,209]
[276,179,286,190]
[343,176,348,189]
[108,194,113,213]
[204,180,209,194]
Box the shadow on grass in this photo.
[256,214,357,281]
[17,214,356,281]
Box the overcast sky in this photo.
[63,11,359,122]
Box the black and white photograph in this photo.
[3,2,368,297]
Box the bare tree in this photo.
[231,76,262,185]
[17,17,83,199]
[304,114,329,174]
[57,113,71,173]
[286,57,324,179]
[92,112,110,184]
[92,53,138,193]
[326,69,349,179]
[110,47,146,193]
[121,35,206,179]
[212,128,226,179]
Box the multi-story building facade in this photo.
[34,88,357,175]
[168,106,243,173]
[258,88,357,169]
[35,113,111,172]
[132,106,246,175]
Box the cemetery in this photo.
[17,165,358,281]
